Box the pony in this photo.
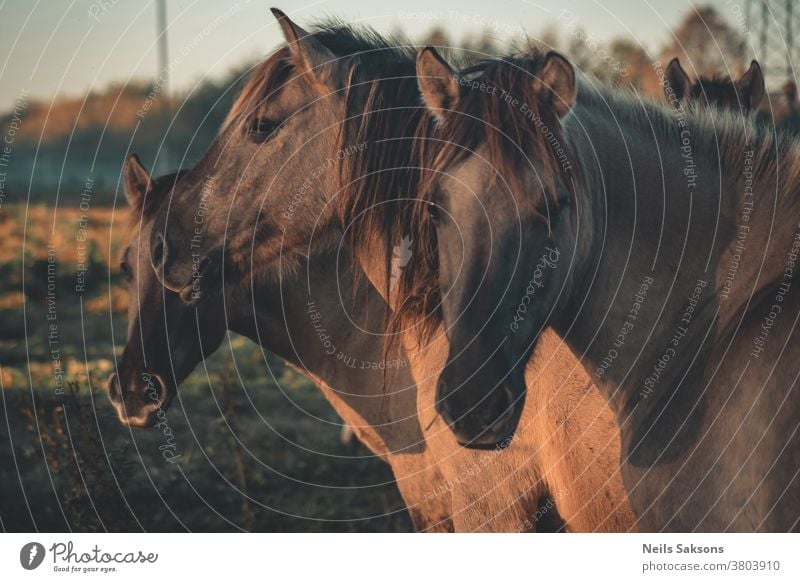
[663,57,765,114]
[414,45,800,531]
[132,11,635,531]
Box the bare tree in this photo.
[608,38,660,94]
[461,30,501,58]
[422,25,452,49]
[661,5,746,76]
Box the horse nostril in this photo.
[144,373,169,407]
[197,256,211,276]
[107,373,123,403]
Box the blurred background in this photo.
[1,0,798,532]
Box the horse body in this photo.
[415,46,800,530]
[562,84,800,530]
[612,292,800,530]
[237,254,460,531]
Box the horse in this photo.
[663,57,764,114]
[414,45,800,531]
[112,155,455,531]
[135,11,635,531]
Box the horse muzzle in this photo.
[107,370,174,428]
[435,365,526,449]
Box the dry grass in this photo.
[0,204,411,532]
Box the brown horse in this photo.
[414,45,800,531]
[113,155,453,531]
[131,13,635,531]
[663,57,764,113]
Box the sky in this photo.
[0,0,756,112]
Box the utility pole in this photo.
[155,0,172,173]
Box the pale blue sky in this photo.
[0,0,756,111]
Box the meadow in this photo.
[0,204,411,532]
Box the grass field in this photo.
[0,204,411,532]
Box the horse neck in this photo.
[557,90,800,452]
[226,253,423,455]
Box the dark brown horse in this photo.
[130,13,635,531]
[414,45,800,531]
[663,57,765,113]
[112,155,455,531]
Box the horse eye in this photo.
[119,260,131,276]
[248,117,279,140]
[427,202,440,222]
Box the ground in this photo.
[0,204,410,532]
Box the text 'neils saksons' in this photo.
[643,543,724,554]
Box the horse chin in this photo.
[178,275,222,306]
[116,408,160,429]
[436,369,527,449]
[451,395,524,449]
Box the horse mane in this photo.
[581,79,800,211]
[224,20,415,131]
[421,49,575,207]
[685,73,748,112]
[330,31,424,324]
[221,20,426,335]
[395,48,579,338]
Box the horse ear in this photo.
[270,8,338,91]
[123,154,152,208]
[417,47,460,124]
[665,58,691,102]
[737,60,765,112]
[537,52,576,117]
